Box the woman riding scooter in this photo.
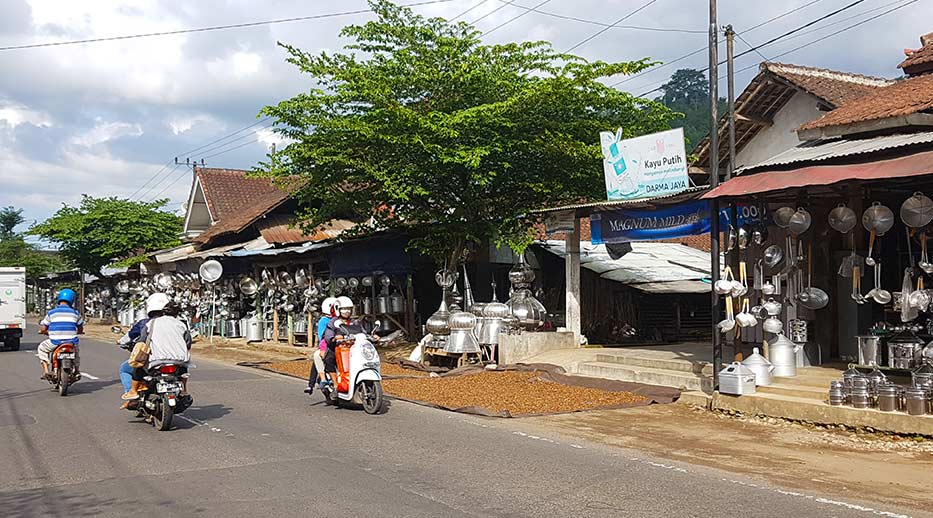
[122,293,191,402]
[305,296,337,394]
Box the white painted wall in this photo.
[184,184,212,233]
[735,91,825,169]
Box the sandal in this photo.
[121,391,139,401]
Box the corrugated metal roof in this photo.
[534,186,709,214]
[739,131,933,172]
[538,240,712,293]
[256,214,355,244]
[227,241,333,257]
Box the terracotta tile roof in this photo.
[764,63,892,106]
[898,32,933,75]
[798,73,933,132]
[255,214,356,244]
[192,167,294,245]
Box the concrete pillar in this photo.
[565,216,582,343]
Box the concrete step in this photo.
[594,353,714,376]
[756,382,827,401]
[713,391,933,436]
[576,361,713,392]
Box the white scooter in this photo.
[321,321,384,414]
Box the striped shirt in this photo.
[40,306,85,346]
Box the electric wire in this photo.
[450,0,491,21]
[491,0,704,33]
[564,0,660,53]
[0,0,459,52]
[483,0,552,36]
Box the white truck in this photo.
[0,267,27,350]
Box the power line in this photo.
[450,0,491,21]
[0,0,458,52]
[201,138,266,162]
[147,165,192,202]
[735,32,769,63]
[609,0,827,88]
[470,0,516,24]
[126,159,175,200]
[493,0,705,34]
[136,163,182,201]
[484,0,552,35]
[629,0,871,97]
[564,0,660,53]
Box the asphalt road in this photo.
[0,327,923,518]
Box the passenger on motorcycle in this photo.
[321,297,377,389]
[117,316,149,407]
[305,296,337,394]
[122,293,192,402]
[37,288,84,380]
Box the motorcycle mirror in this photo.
[373,320,382,332]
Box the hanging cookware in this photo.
[277,271,295,290]
[763,298,782,316]
[773,207,795,228]
[762,316,784,334]
[295,268,309,287]
[753,260,764,291]
[838,233,863,277]
[862,202,895,235]
[798,242,829,310]
[787,207,812,237]
[920,233,933,274]
[199,260,223,283]
[725,226,737,251]
[909,276,931,312]
[731,261,748,297]
[851,265,866,304]
[335,277,348,289]
[763,245,784,268]
[752,226,768,246]
[361,276,374,287]
[900,192,933,228]
[828,204,857,234]
[738,227,750,250]
[238,276,258,296]
[715,266,735,295]
[761,279,776,295]
[901,267,919,322]
[718,296,736,333]
[348,277,360,289]
[871,262,892,305]
[736,299,758,328]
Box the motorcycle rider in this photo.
[37,288,84,380]
[305,296,337,394]
[321,297,377,389]
[122,293,192,401]
[117,316,149,408]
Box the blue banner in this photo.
[591,201,765,244]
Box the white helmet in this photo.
[336,296,354,309]
[321,296,338,315]
[146,292,171,315]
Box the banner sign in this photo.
[544,210,575,236]
[601,127,689,201]
[591,202,765,244]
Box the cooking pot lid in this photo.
[720,361,756,376]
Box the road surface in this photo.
[0,327,922,517]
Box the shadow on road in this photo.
[184,403,232,423]
[0,486,139,518]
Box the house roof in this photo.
[797,74,933,136]
[192,167,294,245]
[255,214,356,245]
[898,32,933,75]
[693,62,892,170]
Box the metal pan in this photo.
[900,192,933,228]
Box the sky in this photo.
[0,0,929,235]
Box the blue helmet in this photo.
[57,288,77,305]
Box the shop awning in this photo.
[702,150,933,200]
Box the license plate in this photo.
[58,353,76,359]
[157,382,181,393]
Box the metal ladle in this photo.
[872,262,892,305]
[920,233,933,274]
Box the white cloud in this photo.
[255,127,294,149]
[71,120,143,148]
[0,101,53,128]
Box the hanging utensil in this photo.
[910,276,931,312]
[851,265,866,304]
[773,207,795,228]
[901,267,919,322]
[799,242,829,310]
[828,203,857,234]
[920,232,933,274]
[838,233,864,277]
[731,261,748,297]
[753,260,764,291]
[752,226,768,246]
[900,192,933,228]
[862,202,895,236]
[725,226,737,251]
[738,227,750,250]
[715,266,735,295]
[788,207,812,237]
[872,262,892,305]
[736,298,758,328]
[295,268,309,287]
[762,278,776,295]
[763,245,784,268]
[865,229,878,267]
[718,296,736,333]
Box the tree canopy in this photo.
[257,0,676,264]
[29,196,182,277]
[0,206,66,281]
[656,68,726,148]
[0,206,24,239]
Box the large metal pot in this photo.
[245,316,264,342]
[787,208,812,236]
[375,295,389,315]
[389,293,405,314]
[769,334,799,377]
[828,204,858,234]
[742,347,774,386]
[855,335,881,366]
[445,311,480,353]
[862,202,895,235]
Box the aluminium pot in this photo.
[900,192,933,228]
[769,334,799,378]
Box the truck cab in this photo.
[0,267,27,350]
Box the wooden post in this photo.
[565,215,582,343]
[405,273,416,339]
[272,309,280,343]
[287,313,294,346]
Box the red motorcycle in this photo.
[46,342,80,396]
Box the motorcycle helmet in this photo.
[146,292,171,316]
[56,288,77,306]
[321,297,338,316]
[336,296,354,310]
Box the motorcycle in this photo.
[127,362,193,431]
[46,342,80,396]
[321,321,384,414]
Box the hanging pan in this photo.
[773,207,795,229]
[787,207,812,237]
[828,204,857,234]
[900,192,933,228]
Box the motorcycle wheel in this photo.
[57,368,69,396]
[154,396,173,431]
[360,380,383,415]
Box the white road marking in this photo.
[80,372,100,380]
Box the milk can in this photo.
[849,386,872,409]
[769,334,799,377]
[742,347,774,386]
[905,388,928,416]
[877,384,899,412]
[828,380,846,406]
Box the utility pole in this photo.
[725,25,736,182]
[709,0,722,389]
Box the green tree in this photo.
[28,196,182,277]
[257,0,676,265]
[0,206,25,239]
[0,237,66,281]
[655,68,727,148]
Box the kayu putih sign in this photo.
[600,127,688,201]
